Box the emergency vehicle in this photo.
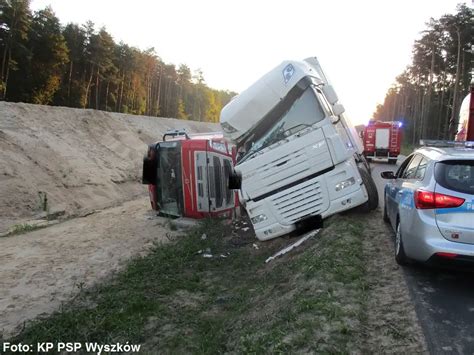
[363,120,402,164]
[142,130,238,219]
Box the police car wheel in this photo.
[395,220,409,265]
[383,198,390,223]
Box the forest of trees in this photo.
[0,0,235,122]
[373,4,473,144]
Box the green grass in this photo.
[4,223,45,237]
[6,215,371,353]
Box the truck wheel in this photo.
[359,154,372,173]
[358,166,379,212]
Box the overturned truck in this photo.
[142,130,238,219]
[220,57,378,241]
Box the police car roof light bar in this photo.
[419,139,474,149]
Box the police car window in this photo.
[403,154,422,179]
[435,160,474,195]
[414,157,428,180]
[396,154,413,178]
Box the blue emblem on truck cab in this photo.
[282,64,295,84]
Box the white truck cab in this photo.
[220,57,378,240]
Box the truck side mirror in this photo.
[142,156,157,184]
[322,85,339,105]
[228,171,242,190]
[332,103,345,116]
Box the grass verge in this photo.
[6,215,380,352]
[3,223,46,237]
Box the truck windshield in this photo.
[240,86,326,162]
[157,142,183,217]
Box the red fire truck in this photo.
[142,130,238,219]
[363,120,402,164]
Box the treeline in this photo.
[0,0,236,122]
[373,4,473,143]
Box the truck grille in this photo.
[255,145,330,188]
[271,179,324,224]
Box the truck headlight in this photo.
[251,214,268,224]
[335,177,356,191]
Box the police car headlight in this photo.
[335,177,356,191]
[251,214,268,224]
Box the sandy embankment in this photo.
[0,102,219,233]
[0,199,172,337]
[0,102,219,337]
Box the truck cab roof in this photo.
[220,59,324,145]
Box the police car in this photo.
[381,141,474,265]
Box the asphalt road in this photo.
[371,157,474,355]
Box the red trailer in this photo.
[142,130,238,219]
[363,120,402,164]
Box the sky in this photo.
[30,0,468,125]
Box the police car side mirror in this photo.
[380,171,396,179]
[142,156,157,184]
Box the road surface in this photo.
[371,157,474,355]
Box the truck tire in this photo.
[358,166,379,212]
[360,155,372,173]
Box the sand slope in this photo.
[0,102,219,233]
[0,198,173,337]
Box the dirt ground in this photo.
[360,211,427,353]
[0,102,427,351]
[0,197,175,338]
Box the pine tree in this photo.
[0,0,31,99]
[28,7,69,104]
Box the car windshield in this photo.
[435,160,474,195]
[240,87,326,162]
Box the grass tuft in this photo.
[5,223,45,237]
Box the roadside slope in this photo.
[0,102,219,233]
[4,212,427,353]
[0,197,175,338]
